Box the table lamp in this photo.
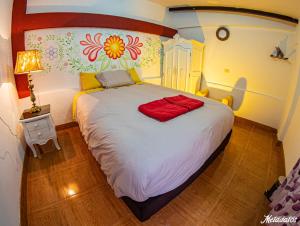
[15,50,44,113]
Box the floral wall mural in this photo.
[25,28,162,77]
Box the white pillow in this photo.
[96,70,134,88]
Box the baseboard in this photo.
[55,121,78,131]
[234,116,277,134]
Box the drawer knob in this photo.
[37,132,42,137]
[34,124,38,127]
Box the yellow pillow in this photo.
[80,72,102,91]
[128,68,142,83]
[196,89,209,97]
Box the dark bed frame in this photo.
[122,130,232,221]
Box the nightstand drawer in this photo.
[26,119,49,131]
[29,128,51,141]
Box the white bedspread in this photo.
[76,84,234,202]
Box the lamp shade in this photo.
[14,50,44,74]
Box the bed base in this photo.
[122,130,232,221]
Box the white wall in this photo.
[169,12,296,129]
[0,0,25,226]
[278,23,300,173]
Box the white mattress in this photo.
[76,84,234,202]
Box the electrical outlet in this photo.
[224,68,230,74]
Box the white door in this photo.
[188,43,204,94]
[163,45,191,92]
[176,45,190,92]
[163,37,204,94]
[163,46,174,89]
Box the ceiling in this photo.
[150,0,300,19]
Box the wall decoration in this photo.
[216,27,230,41]
[270,46,289,60]
[25,28,162,76]
[80,33,103,62]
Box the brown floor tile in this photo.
[254,200,271,226]
[28,204,73,226]
[202,156,236,190]
[240,144,271,180]
[219,142,244,165]
[56,160,107,198]
[229,128,251,150]
[27,174,64,213]
[142,204,198,226]
[62,186,129,226]
[171,177,222,220]
[27,130,89,180]
[224,167,266,209]
[248,127,274,150]
[269,147,286,177]
[209,194,257,226]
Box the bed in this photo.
[75,83,234,221]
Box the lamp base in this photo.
[27,72,41,114]
[30,105,41,113]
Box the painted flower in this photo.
[104,35,125,59]
[37,37,42,42]
[125,35,143,60]
[67,32,72,37]
[45,46,58,60]
[80,33,103,62]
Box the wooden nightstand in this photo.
[20,104,61,158]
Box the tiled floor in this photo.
[25,119,285,226]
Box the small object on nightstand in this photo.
[20,104,61,158]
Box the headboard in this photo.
[12,0,177,98]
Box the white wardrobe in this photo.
[162,35,205,94]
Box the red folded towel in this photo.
[138,99,189,122]
[164,95,204,110]
[138,95,204,122]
